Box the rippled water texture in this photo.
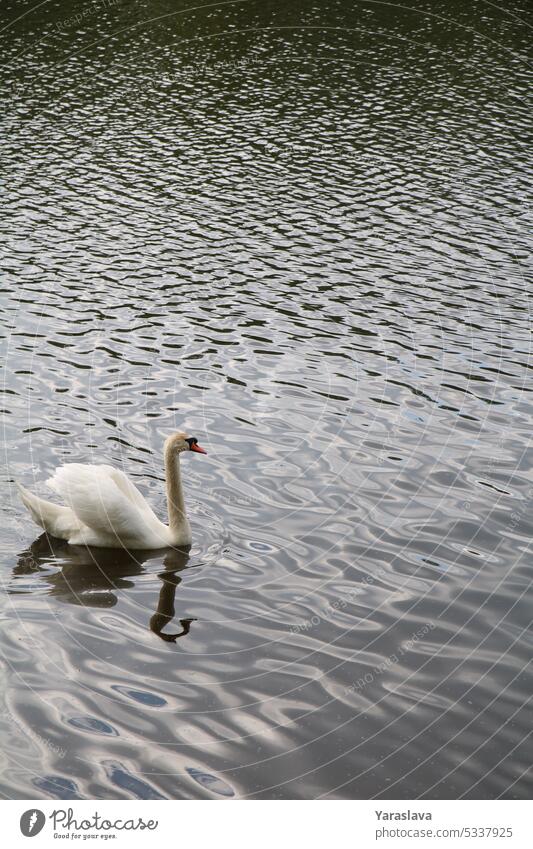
[1,0,532,799]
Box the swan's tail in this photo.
[16,482,80,540]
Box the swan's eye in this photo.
[185,437,197,449]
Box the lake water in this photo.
[1,0,531,799]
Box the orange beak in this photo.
[190,442,207,454]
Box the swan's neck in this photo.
[164,447,190,540]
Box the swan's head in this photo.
[164,431,208,456]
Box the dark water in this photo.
[1,0,532,800]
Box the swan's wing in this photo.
[97,465,159,519]
[17,482,82,540]
[46,464,164,544]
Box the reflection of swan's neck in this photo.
[164,447,188,537]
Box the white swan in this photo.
[16,432,207,549]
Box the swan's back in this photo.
[46,464,169,548]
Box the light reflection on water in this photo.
[0,0,531,799]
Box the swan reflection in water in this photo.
[12,534,197,642]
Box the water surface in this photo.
[1,0,531,799]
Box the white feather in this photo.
[17,482,81,539]
[44,464,171,548]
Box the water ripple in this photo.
[0,0,531,801]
